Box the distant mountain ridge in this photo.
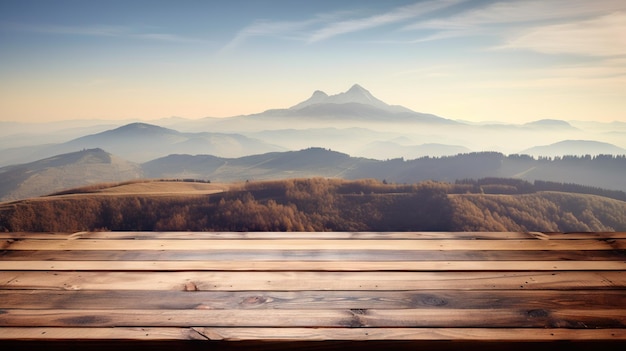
[521,140,626,157]
[0,122,285,166]
[65,122,286,161]
[523,119,577,129]
[142,147,373,181]
[2,147,626,202]
[3,84,625,163]
[0,148,141,201]
[202,84,457,132]
[285,84,454,123]
[290,84,412,114]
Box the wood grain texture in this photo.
[2,308,625,328]
[4,239,624,250]
[1,231,625,346]
[2,271,623,290]
[2,290,623,310]
[2,327,625,341]
[191,327,626,341]
[3,249,625,261]
[0,231,541,240]
[2,231,625,240]
[1,260,625,271]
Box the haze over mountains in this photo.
[1,84,625,201]
[2,84,625,163]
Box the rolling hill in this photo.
[3,148,626,202]
[0,122,285,166]
[520,140,626,157]
[142,147,376,181]
[0,148,142,202]
[2,178,624,232]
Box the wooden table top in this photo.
[1,231,625,350]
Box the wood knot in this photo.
[420,295,448,307]
[240,296,268,305]
[346,309,367,327]
[184,281,198,291]
[350,309,367,315]
[526,309,550,318]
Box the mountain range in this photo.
[0,122,285,166]
[2,84,625,166]
[1,84,625,201]
[2,147,625,202]
[521,140,626,157]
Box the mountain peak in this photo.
[289,90,329,110]
[312,90,328,98]
[524,119,576,130]
[290,84,389,111]
[346,84,367,94]
[108,122,178,136]
[340,84,378,104]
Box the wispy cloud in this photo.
[405,0,626,30]
[307,0,464,43]
[221,0,464,51]
[2,22,207,44]
[402,0,626,57]
[502,12,626,57]
[130,32,207,44]
[219,18,322,52]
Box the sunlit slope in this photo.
[2,178,624,232]
[0,149,141,202]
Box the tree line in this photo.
[1,178,624,232]
[456,178,626,201]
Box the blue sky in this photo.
[1,0,625,123]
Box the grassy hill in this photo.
[1,178,624,232]
[0,148,142,202]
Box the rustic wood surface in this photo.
[1,231,625,350]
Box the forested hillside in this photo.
[1,178,624,232]
[3,148,626,202]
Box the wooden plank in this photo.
[2,231,625,241]
[0,231,543,240]
[537,232,626,240]
[1,231,625,346]
[0,327,206,340]
[3,249,625,262]
[1,309,625,328]
[4,239,623,251]
[1,327,625,341]
[1,290,624,310]
[190,327,626,341]
[2,271,623,291]
[1,260,624,271]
